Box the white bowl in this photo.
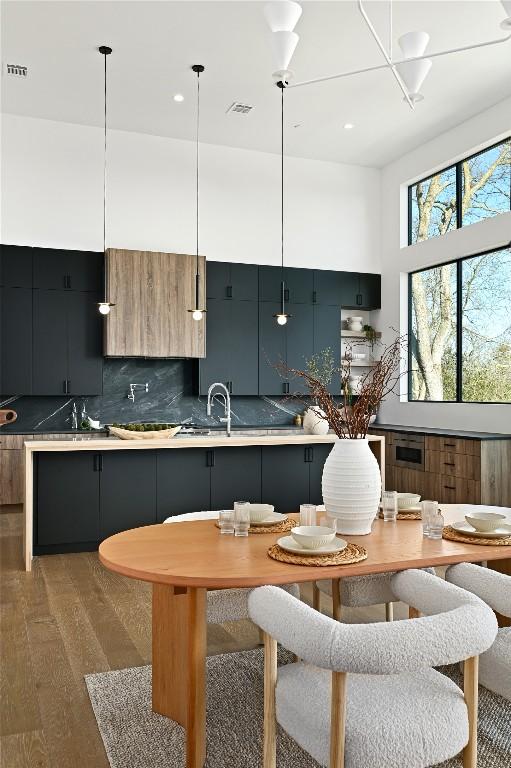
[465,512,507,533]
[397,493,421,509]
[249,503,275,522]
[291,525,337,550]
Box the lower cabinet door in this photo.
[210,447,262,510]
[156,449,211,522]
[100,451,157,538]
[36,452,100,546]
[261,445,310,514]
[308,444,333,506]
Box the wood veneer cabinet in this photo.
[104,249,206,358]
[371,428,510,506]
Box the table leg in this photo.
[152,584,207,768]
[332,579,341,621]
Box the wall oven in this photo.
[393,434,425,471]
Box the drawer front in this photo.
[426,450,480,481]
[439,475,481,504]
[0,448,24,503]
[425,436,480,456]
[0,435,26,449]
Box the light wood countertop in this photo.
[24,433,383,453]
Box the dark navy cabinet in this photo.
[258,301,288,395]
[210,446,262,510]
[340,272,381,310]
[313,270,343,306]
[157,449,212,522]
[0,245,103,395]
[36,452,100,548]
[259,266,313,304]
[313,304,342,395]
[100,451,157,538]
[261,445,312,513]
[207,261,258,301]
[309,443,333,504]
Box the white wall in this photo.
[378,97,511,434]
[1,113,381,273]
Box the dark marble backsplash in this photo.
[0,359,305,433]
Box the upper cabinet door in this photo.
[0,245,33,288]
[339,272,360,308]
[206,261,230,299]
[313,304,342,395]
[259,302,288,395]
[230,299,259,395]
[32,290,69,395]
[259,266,313,304]
[33,248,102,291]
[285,268,314,304]
[199,299,233,395]
[0,287,32,394]
[313,270,343,306]
[67,292,103,395]
[359,273,381,309]
[230,263,259,301]
[286,302,314,394]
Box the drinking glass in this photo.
[218,509,234,535]
[382,490,397,522]
[234,501,250,537]
[428,507,445,540]
[300,504,317,527]
[319,515,337,531]
[421,500,438,537]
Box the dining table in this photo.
[98,503,511,768]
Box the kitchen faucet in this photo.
[206,383,231,437]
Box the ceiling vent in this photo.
[5,63,28,78]
[226,102,254,115]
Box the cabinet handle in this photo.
[309,446,314,463]
[443,462,455,467]
[444,443,456,448]
[206,449,215,468]
[284,288,290,302]
[312,290,317,304]
[444,485,456,490]
[282,382,290,395]
[226,285,233,298]
[227,381,233,394]
[356,293,362,306]
[93,454,100,472]
[99,454,103,472]
[63,380,67,394]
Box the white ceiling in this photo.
[1,1,510,167]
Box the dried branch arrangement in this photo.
[281,334,407,439]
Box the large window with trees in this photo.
[409,137,510,245]
[409,246,511,403]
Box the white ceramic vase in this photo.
[303,407,329,435]
[321,438,381,535]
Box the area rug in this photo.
[85,649,511,768]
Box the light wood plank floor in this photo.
[0,506,409,768]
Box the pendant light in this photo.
[187,64,206,322]
[273,81,291,326]
[97,45,115,315]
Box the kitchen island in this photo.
[23,432,385,570]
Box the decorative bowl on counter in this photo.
[108,423,181,440]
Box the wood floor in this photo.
[0,505,406,768]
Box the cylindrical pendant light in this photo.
[187,64,206,322]
[273,81,291,326]
[97,45,115,315]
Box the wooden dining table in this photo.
[99,504,511,768]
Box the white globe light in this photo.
[276,314,288,325]
[173,93,184,102]
[192,309,204,321]
[98,303,111,315]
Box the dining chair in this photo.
[446,562,511,701]
[248,569,498,768]
[163,511,300,624]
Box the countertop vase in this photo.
[303,407,329,436]
[322,438,381,535]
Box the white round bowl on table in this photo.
[248,504,275,523]
[465,512,507,533]
[291,525,337,550]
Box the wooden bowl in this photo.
[108,425,181,440]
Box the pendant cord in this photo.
[103,51,107,261]
[196,69,200,298]
[281,85,284,279]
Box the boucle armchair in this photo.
[248,569,497,768]
[446,562,511,701]
[164,511,299,624]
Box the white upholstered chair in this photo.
[163,511,299,624]
[446,562,511,701]
[248,569,498,768]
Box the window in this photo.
[408,138,511,245]
[409,246,511,403]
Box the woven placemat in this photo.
[215,518,296,534]
[442,525,511,546]
[377,510,421,520]
[267,541,367,567]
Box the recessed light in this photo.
[173,93,185,103]
[343,123,354,130]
